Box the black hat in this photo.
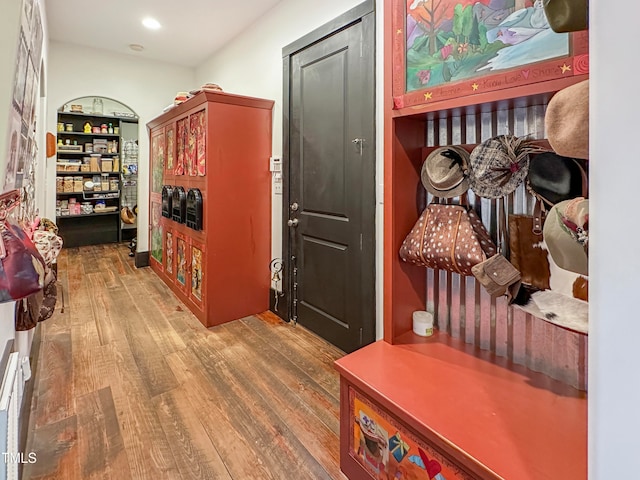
[527,153,587,207]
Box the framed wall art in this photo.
[391,0,589,112]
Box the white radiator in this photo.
[0,351,21,480]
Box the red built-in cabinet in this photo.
[148,91,274,327]
[335,1,588,479]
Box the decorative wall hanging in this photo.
[391,0,589,111]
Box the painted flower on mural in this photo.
[416,69,431,85]
[440,44,452,60]
[457,42,469,54]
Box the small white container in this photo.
[412,311,434,337]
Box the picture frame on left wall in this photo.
[12,32,29,115]
[4,109,23,192]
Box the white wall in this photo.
[46,42,196,251]
[195,0,384,337]
[589,1,640,477]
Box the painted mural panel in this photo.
[166,124,175,171]
[150,202,163,265]
[151,132,164,194]
[191,245,203,301]
[392,0,589,109]
[175,118,187,175]
[350,388,474,480]
[196,110,206,176]
[176,237,187,286]
[166,231,173,275]
[187,113,198,176]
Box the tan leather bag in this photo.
[471,254,521,300]
[399,203,496,276]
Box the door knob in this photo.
[287,219,299,227]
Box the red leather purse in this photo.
[0,190,46,303]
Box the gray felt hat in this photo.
[421,146,471,198]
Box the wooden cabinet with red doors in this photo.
[335,1,589,479]
[147,91,274,327]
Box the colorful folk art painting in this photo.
[166,231,173,275]
[150,202,163,265]
[350,390,474,480]
[166,125,175,171]
[191,246,203,301]
[187,113,198,176]
[393,0,588,108]
[175,118,187,175]
[176,237,187,286]
[196,110,206,176]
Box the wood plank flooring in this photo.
[23,244,346,480]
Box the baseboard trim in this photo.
[135,251,150,268]
[269,288,287,321]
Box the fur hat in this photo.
[527,153,587,207]
[420,146,470,198]
[469,135,545,199]
[543,197,588,276]
[545,80,589,159]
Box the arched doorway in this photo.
[55,96,139,250]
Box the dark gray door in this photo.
[284,4,375,353]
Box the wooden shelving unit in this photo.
[55,110,138,247]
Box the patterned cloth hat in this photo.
[469,135,545,199]
[420,146,470,198]
[543,197,588,276]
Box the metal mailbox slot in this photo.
[171,186,186,223]
[186,188,203,231]
[161,185,174,218]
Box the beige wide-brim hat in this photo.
[545,80,589,160]
[421,146,470,198]
[543,197,589,276]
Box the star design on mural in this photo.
[397,29,403,34]
[560,63,572,74]
[424,92,433,100]
[471,83,479,91]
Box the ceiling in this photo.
[44,0,284,68]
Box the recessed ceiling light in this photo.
[142,17,161,30]
[129,44,145,52]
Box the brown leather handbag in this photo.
[508,214,551,291]
[399,202,496,276]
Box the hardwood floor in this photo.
[23,244,347,480]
